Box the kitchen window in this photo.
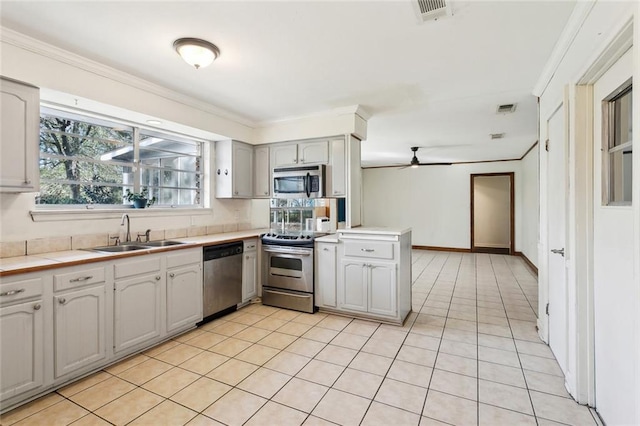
[37,108,203,208]
[602,83,632,206]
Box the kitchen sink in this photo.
[141,240,186,247]
[89,244,149,253]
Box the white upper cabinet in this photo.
[215,139,253,198]
[271,140,329,168]
[253,145,270,198]
[0,78,40,193]
[329,138,346,197]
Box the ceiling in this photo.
[0,1,575,167]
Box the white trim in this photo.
[0,27,254,128]
[577,19,634,85]
[30,207,212,222]
[255,104,370,127]
[533,1,597,97]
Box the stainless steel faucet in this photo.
[120,213,131,242]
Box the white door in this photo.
[546,104,568,374]
[167,264,202,332]
[54,286,106,378]
[299,141,329,164]
[316,243,337,308]
[232,142,253,197]
[271,144,298,167]
[242,251,258,303]
[253,146,270,198]
[114,273,162,352]
[0,299,44,399]
[592,49,634,425]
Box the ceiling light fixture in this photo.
[173,38,220,69]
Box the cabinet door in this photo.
[54,285,106,378]
[316,243,337,308]
[368,262,397,317]
[329,138,346,197]
[0,299,44,399]
[339,260,368,312]
[242,251,258,302]
[114,273,162,353]
[299,141,328,165]
[271,144,298,167]
[232,142,253,197]
[167,264,202,332]
[253,146,270,198]
[0,78,39,193]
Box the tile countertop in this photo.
[337,227,412,236]
[0,229,267,277]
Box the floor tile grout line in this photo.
[487,254,540,424]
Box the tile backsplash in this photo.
[0,223,254,258]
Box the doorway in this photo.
[470,173,514,255]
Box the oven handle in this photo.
[264,247,312,256]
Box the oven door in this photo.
[262,245,313,293]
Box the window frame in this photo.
[601,81,632,207]
[36,105,206,210]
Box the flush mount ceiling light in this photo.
[173,38,220,69]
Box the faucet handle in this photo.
[145,229,151,242]
[110,236,121,246]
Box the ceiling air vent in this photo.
[490,133,505,140]
[497,103,517,114]
[415,0,452,22]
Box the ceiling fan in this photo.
[401,146,452,169]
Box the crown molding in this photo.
[532,1,597,97]
[0,27,256,128]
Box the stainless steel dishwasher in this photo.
[202,241,243,321]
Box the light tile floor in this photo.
[1,251,602,426]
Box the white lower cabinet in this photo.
[167,250,202,332]
[54,285,106,377]
[316,229,411,325]
[0,298,44,400]
[114,272,162,353]
[242,239,258,303]
[315,242,337,308]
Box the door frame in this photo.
[470,172,515,255]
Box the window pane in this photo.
[38,112,133,205]
[609,146,633,203]
[612,89,632,147]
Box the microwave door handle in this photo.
[306,173,311,197]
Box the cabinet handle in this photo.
[24,180,32,185]
[169,273,175,278]
[323,248,329,251]
[361,248,375,253]
[300,158,304,163]
[234,191,239,195]
[33,303,41,311]
[70,276,93,283]
[0,289,25,297]
[264,191,268,195]
[58,298,66,305]
[155,276,161,281]
[217,169,221,175]
[246,256,250,259]
[224,169,229,175]
[293,159,297,163]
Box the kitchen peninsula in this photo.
[315,227,412,325]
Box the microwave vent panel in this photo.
[415,0,452,22]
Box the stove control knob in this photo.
[306,236,311,239]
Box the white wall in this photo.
[535,1,639,423]
[473,175,511,248]
[520,146,539,265]
[362,160,541,254]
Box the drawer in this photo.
[243,238,258,252]
[166,248,201,269]
[115,256,161,279]
[343,241,394,260]
[54,267,105,292]
[0,277,43,304]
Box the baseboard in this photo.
[412,245,471,253]
[515,251,538,276]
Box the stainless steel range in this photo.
[261,232,316,313]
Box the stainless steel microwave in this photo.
[272,165,326,198]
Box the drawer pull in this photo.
[156,276,161,281]
[33,303,41,311]
[70,276,93,283]
[58,298,66,305]
[361,248,375,253]
[169,273,175,278]
[0,289,25,297]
